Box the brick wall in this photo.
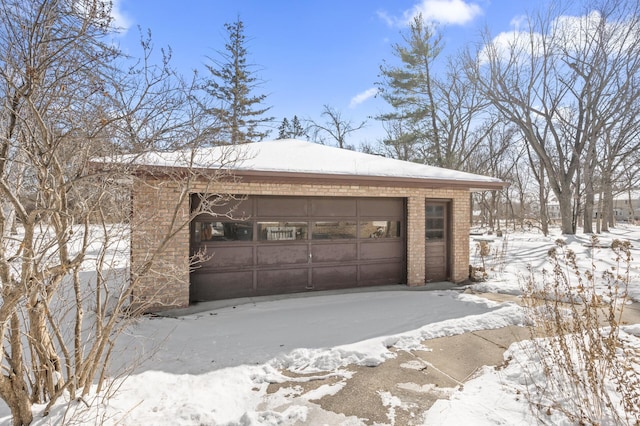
[131,176,473,310]
[451,195,471,282]
[131,178,191,311]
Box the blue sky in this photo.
[113,0,539,147]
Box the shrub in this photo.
[521,236,640,425]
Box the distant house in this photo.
[547,202,561,222]
[611,190,640,222]
[128,139,506,311]
[545,191,640,224]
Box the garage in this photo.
[126,139,507,311]
[190,195,406,301]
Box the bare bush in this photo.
[521,237,640,424]
[0,1,239,424]
[470,236,510,282]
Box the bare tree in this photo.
[525,143,552,235]
[471,121,518,231]
[503,143,535,230]
[308,104,365,149]
[595,94,640,232]
[0,2,236,424]
[468,0,640,234]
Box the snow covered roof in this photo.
[120,139,505,190]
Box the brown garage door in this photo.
[190,195,406,301]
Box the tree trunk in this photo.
[518,182,526,230]
[537,164,549,236]
[28,301,63,403]
[596,192,603,234]
[0,314,34,426]
[493,191,501,232]
[582,144,596,234]
[0,380,33,426]
[583,187,594,234]
[601,176,613,232]
[605,191,615,229]
[558,189,575,234]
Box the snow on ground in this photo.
[1,224,639,425]
[469,224,640,301]
[112,290,503,375]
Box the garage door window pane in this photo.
[312,221,357,239]
[258,222,308,241]
[197,221,253,242]
[360,221,401,238]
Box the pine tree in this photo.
[276,115,308,140]
[290,115,306,139]
[204,18,272,144]
[376,14,442,163]
[277,117,290,139]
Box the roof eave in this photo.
[121,164,508,191]
[231,169,508,191]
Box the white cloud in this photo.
[376,10,395,27]
[407,0,482,25]
[509,15,528,31]
[107,0,132,35]
[478,30,544,65]
[551,11,609,53]
[349,88,378,108]
[480,10,639,65]
[379,0,483,27]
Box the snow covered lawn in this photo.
[2,225,639,425]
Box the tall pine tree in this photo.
[376,14,442,163]
[204,18,272,145]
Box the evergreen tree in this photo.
[276,115,308,139]
[376,14,442,163]
[277,117,290,139]
[290,115,306,139]
[203,18,272,144]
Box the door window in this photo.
[426,205,445,240]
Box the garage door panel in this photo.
[360,240,404,260]
[311,198,357,216]
[257,197,307,217]
[311,243,357,262]
[204,245,254,268]
[190,271,253,301]
[257,268,308,294]
[312,266,358,289]
[358,198,404,217]
[257,245,308,265]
